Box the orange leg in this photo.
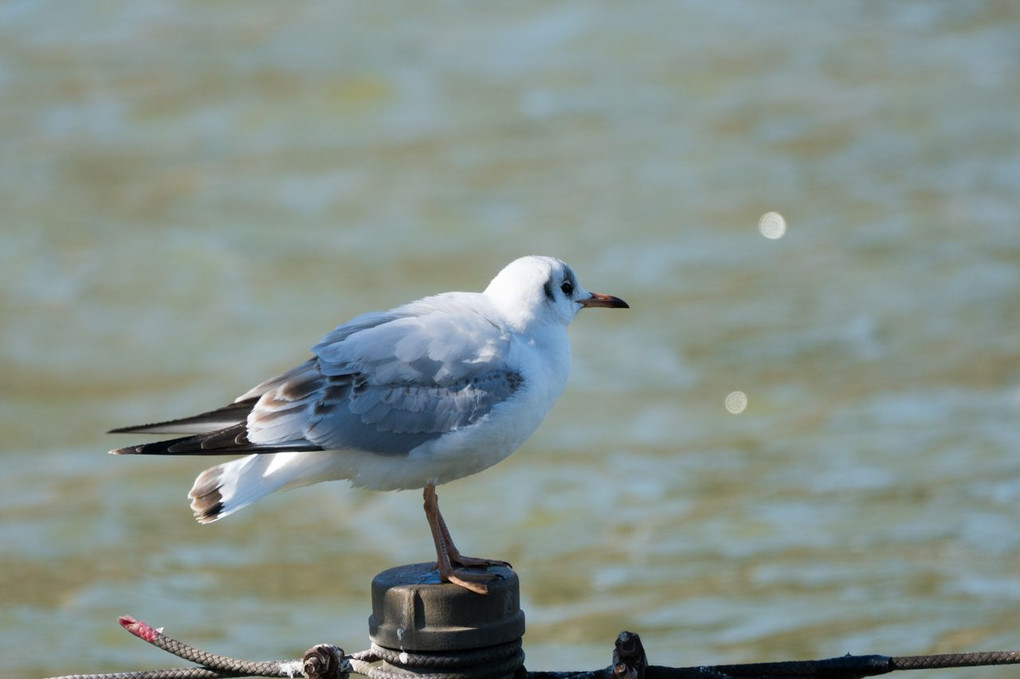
[423,483,510,594]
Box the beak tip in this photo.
[581,292,630,309]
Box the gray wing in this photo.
[247,295,524,455]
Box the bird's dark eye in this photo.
[560,279,574,295]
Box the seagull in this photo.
[110,255,628,593]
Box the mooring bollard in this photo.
[367,562,526,679]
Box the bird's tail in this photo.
[188,451,345,523]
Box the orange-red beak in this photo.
[578,292,629,309]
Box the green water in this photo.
[2,3,1019,678]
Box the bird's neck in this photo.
[525,322,572,404]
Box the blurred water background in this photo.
[2,3,1019,678]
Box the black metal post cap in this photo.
[368,562,525,652]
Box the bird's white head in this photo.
[483,256,629,330]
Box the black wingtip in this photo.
[106,436,205,456]
[107,421,189,435]
[106,399,260,436]
[107,422,176,435]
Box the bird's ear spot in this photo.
[543,279,555,302]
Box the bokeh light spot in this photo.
[758,211,787,239]
[725,390,748,414]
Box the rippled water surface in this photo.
[3,3,1019,678]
